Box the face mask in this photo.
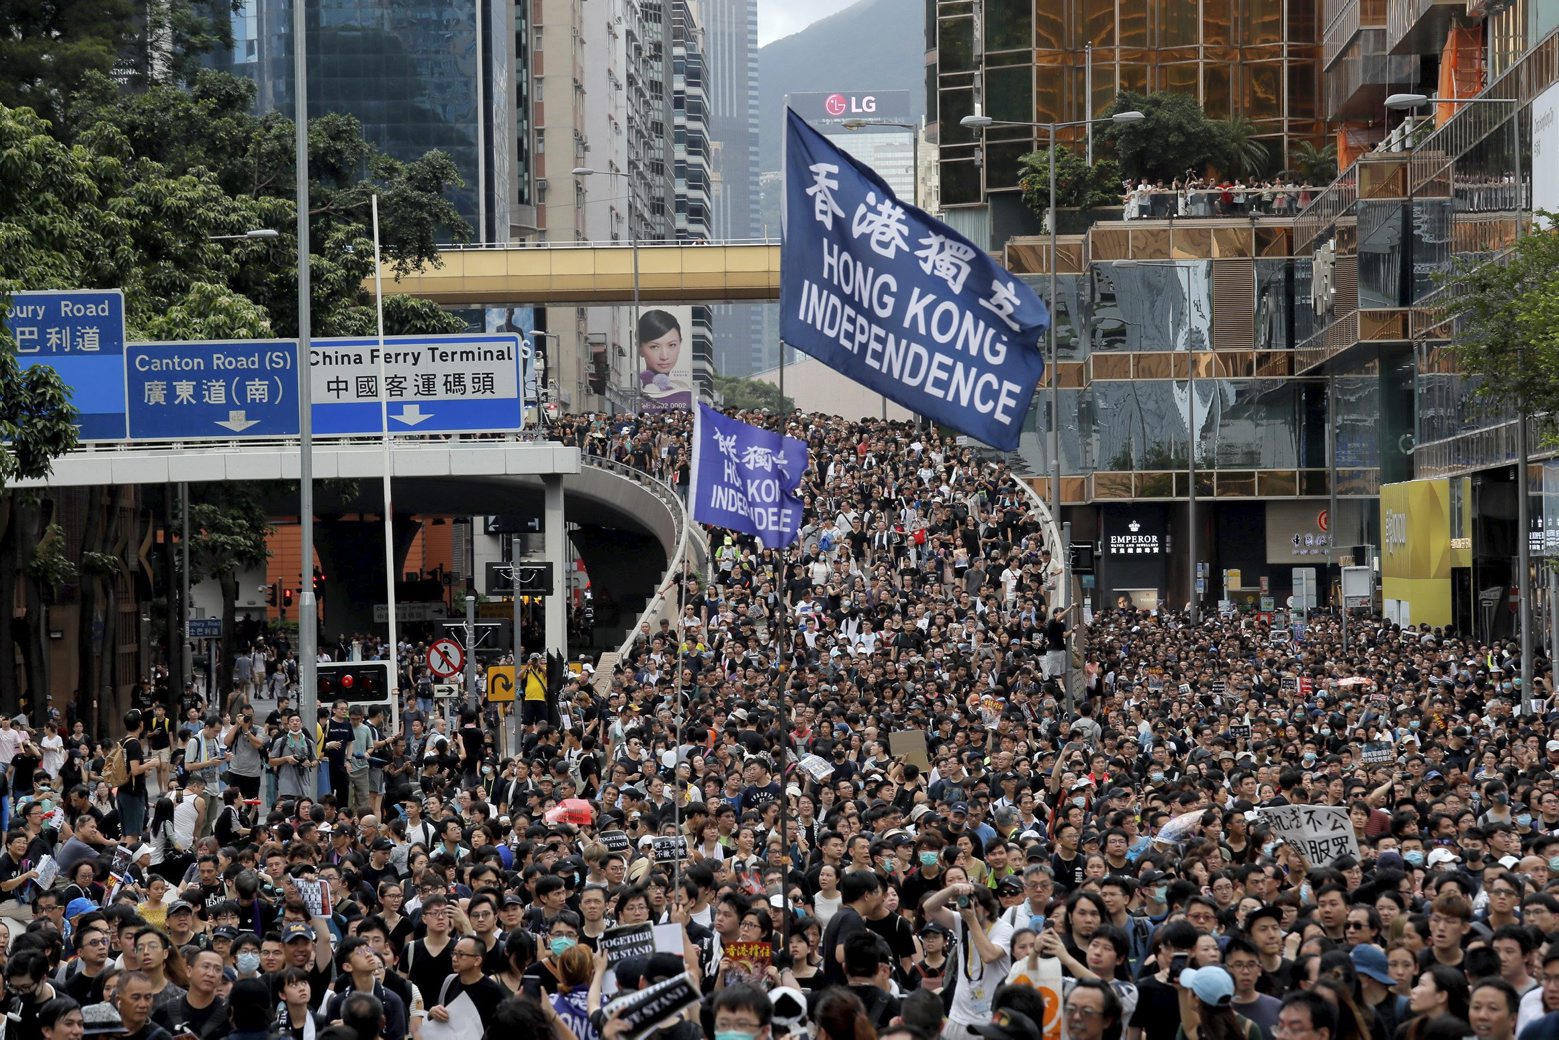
[1262,841,1278,856]
[1302,754,1316,766]
[483,765,494,776]
[1319,728,1332,737]
[1548,856,1559,872]
[1518,814,1533,827]
[1072,796,1087,808]
[1151,885,1168,903]
[1409,720,1421,730]
[1403,850,1425,866]
[1150,771,1165,783]
[550,937,577,956]
[716,1032,757,1040]
[236,952,261,974]
[920,851,939,868]
[880,857,897,872]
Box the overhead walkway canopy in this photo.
[379,241,781,306]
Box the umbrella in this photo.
[1152,808,1207,847]
[545,799,594,826]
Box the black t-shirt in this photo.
[435,975,507,1022]
[125,737,147,797]
[62,965,107,1006]
[819,905,866,988]
[458,725,486,767]
[404,937,455,1005]
[863,911,917,975]
[1130,976,1182,1040]
[153,995,228,1040]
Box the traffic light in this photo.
[312,566,326,598]
[514,562,554,595]
[317,662,382,702]
[283,588,294,609]
[265,582,280,606]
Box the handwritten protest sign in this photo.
[651,836,688,865]
[600,924,657,967]
[1256,804,1359,865]
[720,941,773,986]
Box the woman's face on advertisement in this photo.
[641,327,682,374]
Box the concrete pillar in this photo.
[544,475,567,657]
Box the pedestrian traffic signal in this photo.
[265,581,281,606]
[317,662,384,702]
[283,588,294,609]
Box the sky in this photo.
[757,0,839,46]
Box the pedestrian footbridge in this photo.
[16,435,707,655]
[379,241,781,305]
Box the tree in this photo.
[1223,116,1273,180]
[1440,221,1559,429]
[714,374,793,414]
[1290,140,1339,185]
[1100,91,1232,184]
[1018,147,1122,214]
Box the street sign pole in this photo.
[465,594,477,709]
[296,0,319,747]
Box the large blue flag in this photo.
[690,404,808,548]
[780,108,1049,451]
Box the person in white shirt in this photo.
[925,882,1013,1040]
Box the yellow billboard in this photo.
[1379,478,1470,626]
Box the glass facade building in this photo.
[928,0,1325,208]
[220,0,519,241]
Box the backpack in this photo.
[103,738,131,788]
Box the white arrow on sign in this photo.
[392,404,434,426]
[215,410,260,433]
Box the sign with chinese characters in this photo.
[127,340,299,440]
[5,290,128,440]
[690,404,809,548]
[1108,519,1161,555]
[1255,804,1360,864]
[310,333,524,435]
[780,109,1047,451]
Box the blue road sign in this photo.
[310,333,525,435]
[126,340,299,440]
[4,290,128,441]
[187,617,222,639]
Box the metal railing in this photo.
[434,237,779,252]
[579,454,710,662]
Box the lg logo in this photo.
[824,93,878,117]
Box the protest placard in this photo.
[889,731,930,770]
[296,878,333,918]
[1226,724,1251,742]
[1256,804,1359,865]
[1361,742,1395,766]
[600,924,657,966]
[799,755,834,783]
[602,972,702,1040]
[600,831,631,853]
[651,836,688,865]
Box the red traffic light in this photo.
[341,674,355,690]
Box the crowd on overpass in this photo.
[4,409,1559,1040]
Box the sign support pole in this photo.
[465,594,477,709]
[296,0,320,741]
[372,195,400,700]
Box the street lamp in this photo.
[206,229,281,241]
[842,117,923,421]
[572,167,642,415]
[957,110,1145,530]
[1387,92,1534,708]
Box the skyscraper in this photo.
[222,0,520,242]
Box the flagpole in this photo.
[776,567,793,949]
[672,553,687,894]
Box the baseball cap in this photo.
[81,1004,123,1036]
[1351,944,1395,986]
[1181,965,1235,1006]
[167,900,195,916]
[212,926,240,941]
[281,922,315,943]
[371,837,394,852]
[1426,847,1460,867]
[951,802,970,815]
[997,875,1025,896]
[65,897,97,921]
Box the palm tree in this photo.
[1290,140,1339,185]
[1223,116,1272,180]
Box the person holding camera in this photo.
[924,881,1013,1040]
[222,712,265,802]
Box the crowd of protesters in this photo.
[0,409,1556,1040]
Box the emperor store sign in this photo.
[1110,520,1161,555]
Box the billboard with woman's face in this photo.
[636,306,693,412]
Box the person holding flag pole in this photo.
[688,402,810,947]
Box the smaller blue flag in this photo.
[690,404,808,548]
